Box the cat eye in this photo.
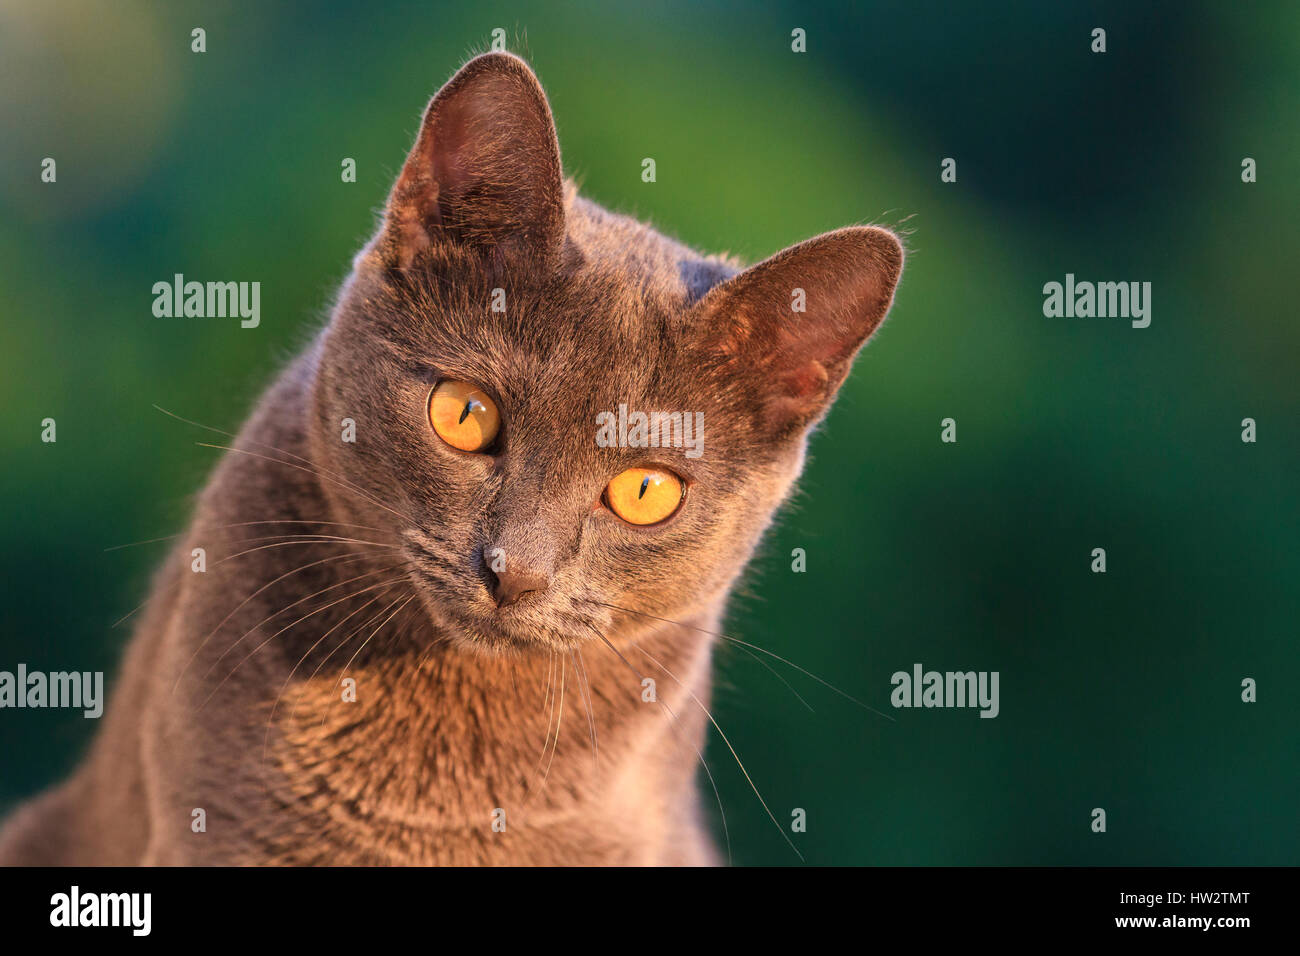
[604,468,685,526]
[428,380,501,452]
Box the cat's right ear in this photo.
[380,52,566,275]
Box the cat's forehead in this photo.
[419,200,738,402]
[437,288,699,409]
[562,194,740,309]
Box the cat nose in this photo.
[485,562,550,608]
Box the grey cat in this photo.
[0,52,902,865]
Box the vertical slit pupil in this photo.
[458,400,475,425]
[638,476,651,499]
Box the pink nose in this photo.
[486,565,549,607]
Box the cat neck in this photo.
[259,596,719,859]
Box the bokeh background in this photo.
[1,0,1296,865]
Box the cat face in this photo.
[311,53,903,654]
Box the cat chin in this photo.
[444,622,586,658]
[445,629,579,659]
[408,577,585,657]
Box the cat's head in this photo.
[311,53,902,654]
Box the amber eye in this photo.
[605,468,685,526]
[429,380,500,452]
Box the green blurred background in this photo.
[1,0,1296,865]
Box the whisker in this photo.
[585,599,894,722]
[197,576,408,710]
[415,634,451,672]
[537,655,565,794]
[535,652,558,772]
[261,588,393,773]
[173,549,388,694]
[521,650,561,812]
[288,589,408,726]
[631,640,799,862]
[572,648,599,770]
[583,623,731,866]
[200,563,407,678]
[320,592,416,726]
[736,645,815,713]
[196,441,414,526]
[153,403,417,524]
[331,592,416,690]
[414,622,452,671]
[200,533,395,547]
[112,537,400,628]
[105,519,389,552]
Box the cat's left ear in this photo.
[381,52,565,273]
[693,226,903,437]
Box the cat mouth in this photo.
[407,562,587,653]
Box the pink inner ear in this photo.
[430,79,508,214]
[719,289,865,390]
[432,113,470,207]
[757,320,849,428]
[383,54,566,271]
[699,227,903,432]
[779,357,832,399]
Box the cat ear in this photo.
[694,226,903,436]
[382,52,565,273]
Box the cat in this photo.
[0,51,902,865]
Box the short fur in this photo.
[0,53,902,865]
